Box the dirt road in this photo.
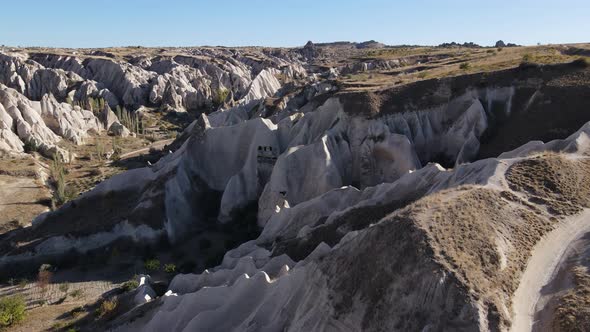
[511,209,590,331]
[118,138,174,160]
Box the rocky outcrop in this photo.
[26,48,307,112]
[0,83,100,159]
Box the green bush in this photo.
[121,278,139,292]
[144,259,160,271]
[459,62,470,70]
[164,264,176,274]
[0,296,26,328]
[96,299,117,319]
[213,88,229,107]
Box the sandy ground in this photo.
[511,209,590,331]
[0,175,50,231]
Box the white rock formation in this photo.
[0,83,100,159]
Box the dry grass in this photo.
[339,45,589,92]
[553,266,590,331]
[412,186,555,328]
[506,153,590,215]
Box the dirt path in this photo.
[118,139,174,160]
[511,209,590,331]
[0,175,50,231]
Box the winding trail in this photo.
[511,209,590,331]
[119,138,174,160]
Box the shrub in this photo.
[96,299,117,319]
[459,62,470,70]
[121,279,139,292]
[144,259,160,271]
[0,296,26,328]
[23,139,38,153]
[164,264,176,274]
[213,88,229,107]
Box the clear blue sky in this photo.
[1,0,588,48]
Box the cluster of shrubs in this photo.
[143,259,177,274]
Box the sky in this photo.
[1,0,589,48]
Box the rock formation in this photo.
[1,45,590,332]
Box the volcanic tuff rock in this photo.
[2,46,590,331]
[0,47,309,156]
[0,83,101,160]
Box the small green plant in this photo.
[0,296,26,328]
[144,259,160,271]
[164,264,176,274]
[96,299,117,319]
[459,62,471,70]
[417,71,428,79]
[121,278,139,292]
[212,88,229,107]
